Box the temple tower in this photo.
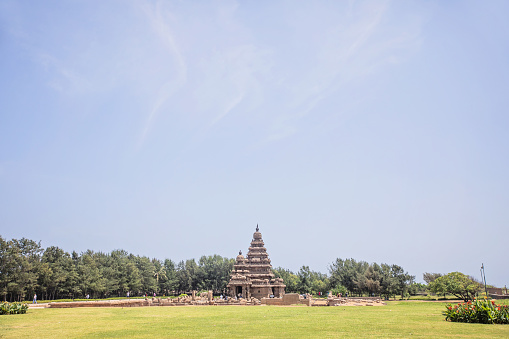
[227,225,285,299]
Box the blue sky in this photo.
[1,0,508,287]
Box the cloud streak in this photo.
[211,92,244,126]
[136,1,188,150]
[7,0,426,152]
[260,0,426,143]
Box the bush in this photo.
[330,285,348,297]
[444,298,509,324]
[0,302,29,315]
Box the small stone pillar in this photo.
[208,290,213,302]
[192,290,196,301]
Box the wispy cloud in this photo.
[199,43,272,127]
[6,0,427,153]
[211,92,244,126]
[136,0,188,150]
[261,0,426,143]
[29,49,92,97]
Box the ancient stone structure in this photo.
[227,225,285,300]
[40,293,385,308]
[34,225,387,310]
[488,287,509,299]
[44,292,263,308]
[261,293,312,306]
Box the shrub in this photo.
[444,298,509,324]
[330,285,348,297]
[0,302,28,315]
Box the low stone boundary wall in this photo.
[49,299,147,308]
[326,297,385,306]
[48,296,261,308]
[261,293,312,306]
[490,294,509,299]
[45,294,386,308]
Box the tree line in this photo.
[327,258,418,298]
[0,236,234,301]
[1,236,420,302]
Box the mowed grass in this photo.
[2,301,508,338]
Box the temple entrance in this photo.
[236,286,242,297]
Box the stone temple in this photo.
[227,225,285,300]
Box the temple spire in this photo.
[227,225,286,299]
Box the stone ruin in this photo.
[36,225,385,309]
[227,225,286,300]
[46,292,263,308]
[43,293,385,308]
[488,287,509,299]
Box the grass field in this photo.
[2,301,508,338]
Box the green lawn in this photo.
[1,301,508,338]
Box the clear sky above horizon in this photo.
[1,0,508,287]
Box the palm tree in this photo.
[153,266,167,295]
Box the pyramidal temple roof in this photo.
[227,225,285,299]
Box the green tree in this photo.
[176,259,199,293]
[39,246,70,300]
[308,270,329,295]
[126,259,142,294]
[63,255,81,299]
[378,263,397,298]
[197,255,234,293]
[329,258,368,295]
[153,259,166,295]
[78,250,106,298]
[429,272,481,301]
[408,282,427,295]
[9,238,42,301]
[391,264,414,298]
[272,267,299,293]
[297,266,312,294]
[330,284,348,296]
[161,259,178,295]
[0,236,16,301]
[107,250,126,296]
[136,256,157,294]
[423,272,442,284]
[362,264,381,295]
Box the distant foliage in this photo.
[0,235,417,301]
[328,258,414,298]
[330,285,348,296]
[0,302,28,315]
[272,267,300,293]
[0,235,233,302]
[272,266,330,295]
[408,282,427,294]
[423,272,442,284]
[444,298,509,324]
